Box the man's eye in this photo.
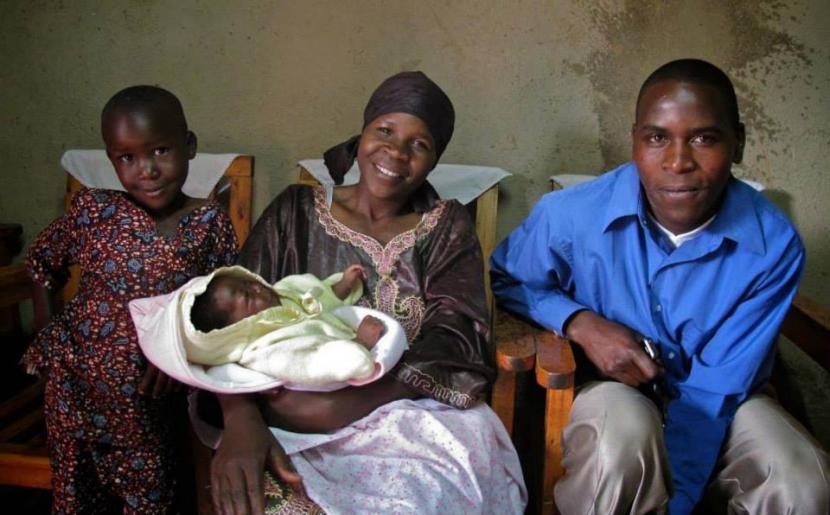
[647,134,667,144]
[691,134,718,145]
[118,154,133,163]
[153,147,170,156]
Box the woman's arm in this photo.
[258,374,418,433]
[211,393,304,515]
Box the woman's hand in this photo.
[138,362,180,398]
[261,376,418,433]
[212,394,304,515]
[565,310,660,386]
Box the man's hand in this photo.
[565,310,660,386]
[211,394,304,515]
[138,362,180,398]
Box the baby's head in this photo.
[191,274,281,332]
[101,85,197,219]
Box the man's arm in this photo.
[491,194,658,384]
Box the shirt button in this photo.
[668,351,676,359]
[655,304,662,312]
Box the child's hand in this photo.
[355,315,386,349]
[139,362,181,398]
[334,264,368,300]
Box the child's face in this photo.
[632,79,745,235]
[103,108,196,217]
[209,275,281,326]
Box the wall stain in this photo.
[576,0,817,186]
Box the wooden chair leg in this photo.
[541,387,572,515]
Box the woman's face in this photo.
[356,112,438,203]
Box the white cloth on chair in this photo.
[61,149,239,198]
[299,159,511,206]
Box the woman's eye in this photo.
[412,140,432,152]
[153,147,170,156]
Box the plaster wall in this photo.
[1,0,828,303]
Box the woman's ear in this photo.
[186,131,198,160]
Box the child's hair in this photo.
[101,85,189,134]
[191,279,231,332]
[636,58,740,128]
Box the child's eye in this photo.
[153,147,170,156]
[118,154,134,163]
[376,126,392,136]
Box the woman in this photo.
[207,71,526,514]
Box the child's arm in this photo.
[355,315,386,350]
[333,264,367,300]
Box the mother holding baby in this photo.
[206,71,526,514]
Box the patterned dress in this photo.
[25,188,238,514]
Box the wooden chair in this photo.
[495,178,830,515]
[0,155,253,501]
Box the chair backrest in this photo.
[61,155,254,301]
[297,165,500,319]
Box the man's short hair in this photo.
[636,59,740,127]
[101,85,188,133]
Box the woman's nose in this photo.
[385,140,410,161]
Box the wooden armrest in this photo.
[494,308,536,373]
[781,294,830,372]
[535,331,576,390]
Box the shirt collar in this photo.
[602,162,766,255]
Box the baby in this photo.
[191,264,386,349]
[167,263,406,390]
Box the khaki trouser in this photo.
[554,381,830,515]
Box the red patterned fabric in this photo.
[25,188,238,510]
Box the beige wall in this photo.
[1,0,827,304]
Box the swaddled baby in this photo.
[185,265,393,387]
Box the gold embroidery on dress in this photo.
[313,186,445,342]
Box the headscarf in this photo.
[323,71,455,185]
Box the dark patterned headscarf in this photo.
[323,71,455,185]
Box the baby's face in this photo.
[210,275,281,325]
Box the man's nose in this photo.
[664,141,695,174]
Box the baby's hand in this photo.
[355,315,386,350]
[139,362,182,398]
[334,264,368,300]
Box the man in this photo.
[491,59,829,514]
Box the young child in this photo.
[23,85,238,514]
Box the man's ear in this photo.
[186,131,198,160]
[733,123,745,164]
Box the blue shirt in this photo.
[490,162,804,514]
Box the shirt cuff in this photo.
[530,292,587,335]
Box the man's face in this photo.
[632,79,745,234]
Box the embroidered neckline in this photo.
[312,185,445,274]
[312,185,446,342]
